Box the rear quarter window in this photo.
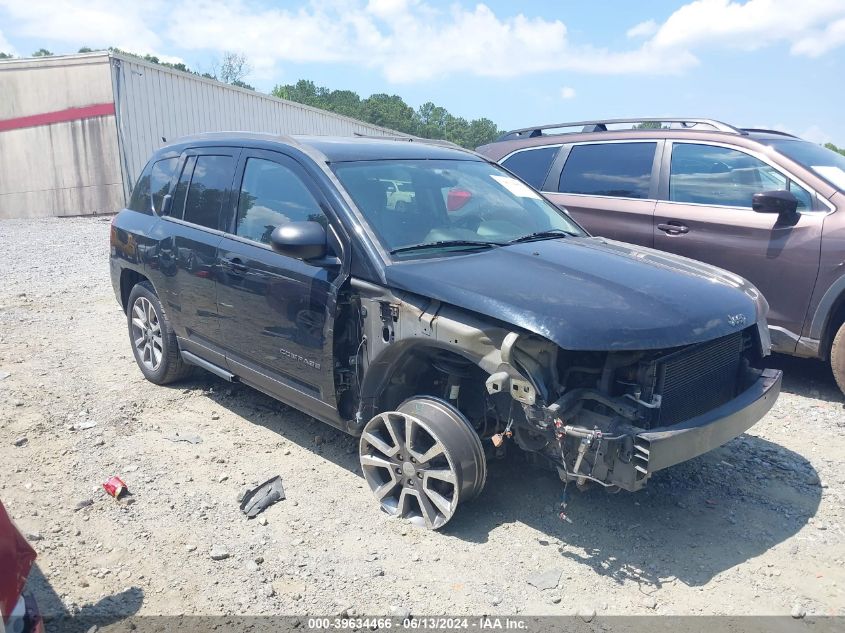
[500,146,560,189]
[558,142,656,199]
[128,158,179,215]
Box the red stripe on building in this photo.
[0,102,116,132]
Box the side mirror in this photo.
[752,190,799,217]
[269,221,327,261]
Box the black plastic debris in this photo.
[240,476,285,518]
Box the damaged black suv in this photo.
[110,133,782,529]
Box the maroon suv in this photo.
[478,118,845,394]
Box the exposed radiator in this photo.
[649,331,745,428]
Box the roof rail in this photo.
[352,132,463,149]
[740,128,798,138]
[495,118,744,142]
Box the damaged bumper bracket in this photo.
[633,368,782,482]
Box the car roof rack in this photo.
[740,128,798,138]
[495,118,744,142]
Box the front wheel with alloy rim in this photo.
[359,396,486,529]
[126,281,192,385]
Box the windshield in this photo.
[333,159,585,257]
[768,139,845,191]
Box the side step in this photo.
[181,350,236,382]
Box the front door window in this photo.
[235,157,327,244]
[669,143,811,210]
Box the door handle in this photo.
[657,222,690,235]
[221,257,248,273]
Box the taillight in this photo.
[446,188,472,212]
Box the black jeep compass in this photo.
[110,133,782,529]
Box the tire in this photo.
[359,396,486,529]
[127,281,192,385]
[831,320,845,396]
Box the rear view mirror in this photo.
[752,190,799,218]
[269,221,327,261]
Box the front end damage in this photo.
[486,329,781,492]
[341,279,782,498]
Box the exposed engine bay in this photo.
[333,278,772,495]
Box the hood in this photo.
[384,237,763,351]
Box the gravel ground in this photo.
[1,216,844,622]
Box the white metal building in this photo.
[0,52,403,219]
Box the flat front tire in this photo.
[831,320,845,396]
[127,281,192,385]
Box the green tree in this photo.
[272,80,502,148]
[217,51,251,86]
[360,93,418,134]
[109,48,193,74]
[272,80,324,106]
[78,47,94,53]
[323,89,362,118]
[462,118,501,148]
[416,102,449,139]
[634,121,666,129]
[32,48,53,57]
[824,142,845,157]
[0,52,13,59]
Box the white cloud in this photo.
[0,27,15,55]
[366,0,415,20]
[627,19,658,39]
[560,86,576,99]
[0,0,843,83]
[791,17,845,57]
[648,0,845,54]
[160,0,697,82]
[0,0,167,58]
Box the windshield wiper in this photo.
[390,239,504,255]
[508,228,577,244]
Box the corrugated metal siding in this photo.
[0,53,113,119]
[111,53,405,198]
[0,51,406,218]
[0,54,122,218]
[0,117,123,218]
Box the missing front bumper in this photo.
[610,368,782,491]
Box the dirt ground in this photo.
[1,216,844,622]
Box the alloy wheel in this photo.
[359,397,485,529]
[131,296,163,371]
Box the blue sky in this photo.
[1,0,844,145]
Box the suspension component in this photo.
[572,437,591,487]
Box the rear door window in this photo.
[669,143,811,209]
[182,155,235,230]
[500,146,560,189]
[558,142,656,199]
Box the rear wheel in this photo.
[831,320,845,395]
[359,396,486,529]
[127,282,192,385]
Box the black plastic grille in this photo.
[654,331,744,427]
